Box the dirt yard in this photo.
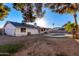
[0,34,79,56]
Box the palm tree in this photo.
[52,23,55,28]
[13,3,44,22]
[0,3,10,20]
[45,3,79,38]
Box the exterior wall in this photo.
[40,31,47,33]
[39,29,48,33]
[4,23,16,36]
[26,28,39,34]
[15,27,39,36]
[15,28,27,36]
[39,29,53,34]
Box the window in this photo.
[40,29,43,31]
[43,28,45,31]
[40,28,45,31]
[21,28,26,32]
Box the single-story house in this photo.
[39,27,53,33]
[4,21,39,36]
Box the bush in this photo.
[0,44,24,55]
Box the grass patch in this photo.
[0,44,24,56]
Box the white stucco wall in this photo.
[39,29,48,34]
[15,28,27,36]
[26,28,39,34]
[4,23,16,36]
[39,28,52,34]
[15,27,39,36]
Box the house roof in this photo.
[4,21,38,29]
[53,27,65,30]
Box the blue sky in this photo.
[0,3,79,28]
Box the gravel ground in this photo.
[0,34,79,56]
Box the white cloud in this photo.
[35,18,47,27]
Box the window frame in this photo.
[20,28,26,32]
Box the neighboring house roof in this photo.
[4,21,38,29]
[53,27,65,30]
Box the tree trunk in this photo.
[74,13,78,38]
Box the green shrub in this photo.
[0,44,24,54]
